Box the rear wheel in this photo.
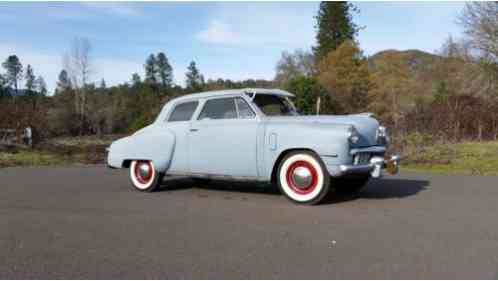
[129,160,163,192]
[277,151,330,205]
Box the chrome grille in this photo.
[353,153,371,165]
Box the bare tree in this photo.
[460,2,498,62]
[63,37,92,135]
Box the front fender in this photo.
[107,128,175,172]
[263,122,351,180]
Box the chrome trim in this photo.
[338,154,400,178]
[349,146,386,155]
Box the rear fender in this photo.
[107,129,175,172]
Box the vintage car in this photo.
[107,88,400,205]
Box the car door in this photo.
[164,100,199,174]
[188,96,259,177]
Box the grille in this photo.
[353,153,371,165]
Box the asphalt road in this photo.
[1,166,498,279]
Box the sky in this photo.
[0,1,466,94]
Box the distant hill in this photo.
[369,49,441,74]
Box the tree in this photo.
[318,40,369,114]
[35,76,47,96]
[144,54,158,85]
[25,64,36,92]
[0,74,7,98]
[63,37,93,135]
[56,69,72,93]
[275,49,315,87]
[285,75,331,115]
[369,50,418,133]
[131,73,141,86]
[460,2,498,62]
[99,78,107,90]
[2,55,23,95]
[156,52,173,88]
[185,61,204,92]
[313,2,359,62]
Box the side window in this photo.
[168,101,198,122]
[235,98,255,119]
[198,98,237,120]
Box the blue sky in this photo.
[0,1,465,93]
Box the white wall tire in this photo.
[277,151,330,205]
[129,160,163,192]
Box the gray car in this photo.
[107,88,400,205]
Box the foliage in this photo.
[185,61,205,93]
[285,75,331,115]
[275,49,315,87]
[313,1,359,61]
[156,52,173,88]
[317,40,369,114]
[2,55,23,94]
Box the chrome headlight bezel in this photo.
[376,126,390,145]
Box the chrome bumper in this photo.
[339,154,400,178]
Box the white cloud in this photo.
[194,3,317,49]
[195,20,242,45]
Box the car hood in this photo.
[265,114,380,146]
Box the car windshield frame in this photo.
[250,93,299,117]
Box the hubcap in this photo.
[292,166,313,189]
[138,163,151,179]
[134,161,153,184]
[285,160,318,195]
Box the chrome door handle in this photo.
[189,128,199,132]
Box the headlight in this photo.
[348,126,360,144]
[376,126,390,145]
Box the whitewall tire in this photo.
[129,160,163,192]
[277,151,330,205]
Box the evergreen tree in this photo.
[144,54,158,85]
[185,61,204,92]
[35,76,47,96]
[57,70,72,93]
[2,55,23,95]
[313,2,359,61]
[99,78,107,90]
[25,64,36,92]
[156,52,173,88]
[131,73,141,86]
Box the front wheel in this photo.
[277,151,330,205]
[129,160,163,192]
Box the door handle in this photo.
[189,128,199,132]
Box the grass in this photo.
[402,141,498,176]
[0,150,70,167]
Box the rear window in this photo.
[168,101,198,122]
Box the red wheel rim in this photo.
[285,160,318,195]
[134,161,153,184]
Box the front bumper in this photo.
[338,154,400,178]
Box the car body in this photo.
[107,88,400,204]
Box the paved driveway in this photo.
[1,166,498,278]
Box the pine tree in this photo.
[156,52,173,88]
[313,2,359,62]
[2,55,23,95]
[185,61,204,93]
[144,54,158,85]
[25,64,36,92]
[131,73,141,86]
[35,76,47,96]
[56,70,72,93]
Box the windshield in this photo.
[251,94,298,116]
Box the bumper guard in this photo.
[339,154,400,178]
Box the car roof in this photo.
[171,88,294,103]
